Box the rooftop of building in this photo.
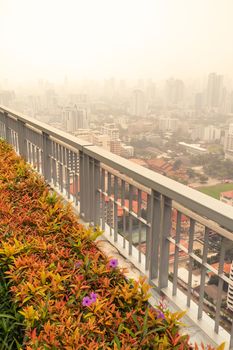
[221,190,233,199]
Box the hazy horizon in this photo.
[1,0,233,84]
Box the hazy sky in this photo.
[1,0,233,83]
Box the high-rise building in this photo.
[165,79,184,105]
[219,89,233,115]
[62,105,89,132]
[191,125,221,142]
[224,124,233,160]
[195,93,204,113]
[206,73,223,109]
[130,89,147,117]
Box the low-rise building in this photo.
[220,190,233,207]
[121,144,134,158]
[159,117,179,132]
[179,142,207,155]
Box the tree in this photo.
[199,175,208,183]
[173,159,182,170]
[187,168,195,178]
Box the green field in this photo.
[198,183,233,199]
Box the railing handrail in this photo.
[1,104,233,233]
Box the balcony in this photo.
[0,105,233,349]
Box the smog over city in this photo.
[1,1,233,347]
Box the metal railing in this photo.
[0,105,233,349]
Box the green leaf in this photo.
[142,308,149,337]
[132,314,141,331]
[0,314,17,320]
[113,335,121,350]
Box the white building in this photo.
[206,73,223,109]
[179,142,207,155]
[101,123,119,141]
[191,125,221,142]
[159,118,179,132]
[62,105,89,132]
[73,129,91,142]
[177,268,203,289]
[92,132,111,151]
[203,125,221,142]
[121,144,134,158]
[130,89,147,117]
[224,124,233,156]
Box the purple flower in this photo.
[82,296,92,307]
[74,260,82,268]
[109,258,118,268]
[82,292,97,307]
[90,292,97,302]
[157,310,165,319]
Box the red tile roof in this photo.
[210,262,231,275]
[221,190,233,199]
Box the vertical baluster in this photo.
[198,227,209,319]
[173,211,181,296]
[52,142,57,186]
[101,168,106,230]
[36,147,40,172]
[17,119,27,159]
[114,176,118,242]
[85,154,91,222]
[187,218,195,307]
[214,237,226,333]
[55,142,59,186]
[94,159,100,226]
[138,189,142,263]
[79,151,85,218]
[42,132,51,182]
[121,180,126,249]
[128,184,133,256]
[107,172,112,234]
[158,196,172,290]
[67,166,70,199]
[28,142,32,164]
[4,112,11,143]
[145,193,152,271]
[149,190,161,280]
[69,150,74,201]
[59,144,63,193]
[74,152,79,205]
[89,157,94,223]
[32,143,36,167]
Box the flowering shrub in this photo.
[0,140,224,349]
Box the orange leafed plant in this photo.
[0,140,224,349]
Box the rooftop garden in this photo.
[0,139,224,349]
